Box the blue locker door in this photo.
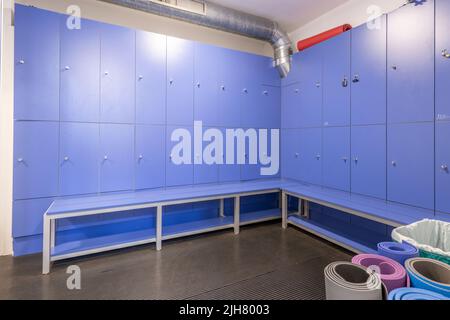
[322,32,351,127]
[281,83,301,129]
[351,125,386,199]
[100,124,134,192]
[14,5,60,121]
[100,24,135,124]
[299,45,323,128]
[194,126,219,184]
[60,123,99,196]
[260,86,281,129]
[166,126,194,186]
[299,128,322,185]
[241,128,261,181]
[351,16,387,125]
[436,0,450,121]
[387,1,434,123]
[219,128,241,182]
[60,18,100,122]
[258,56,281,87]
[14,121,59,199]
[135,125,165,190]
[241,84,260,128]
[167,37,194,126]
[194,43,220,127]
[436,122,450,214]
[323,127,350,191]
[281,129,301,181]
[13,198,54,238]
[136,31,166,125]
[387,123,434,209]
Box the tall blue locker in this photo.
[299,45,323,128]
[14,5,60,121]
[387,1,435,123]
[99,124,134,192]
[60,18,101,122]
[100,24,135,124]
[167,37,194,126]
[322,32,351,127]
[166,126,194,186]
[281,83,301,129]
[436,122,450,214]
[351,125,386,199]
[387,123,434,210]
[135,125,165,190]
[299,128,322,185]
[60,123,99,196]
[194,126,219,184]
[260,86,281,129]
[281,129,301,181]
[436,0,450,122]
[323,127,350,191]
[351,16,387,125]
[194,43,220,127]
[219,128,241,182]
[136,31,167,125]
[14,121,59,200]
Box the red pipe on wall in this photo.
[297,24,352,52]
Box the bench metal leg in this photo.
[302,200,310,219]
[282,192,288,229]
[50,219,56,249]
[156,205,162,251]
[42,216,51,275]
[234,196,240,235]
[219,199,225,218]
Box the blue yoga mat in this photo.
[388,287,448,300]
[378,242,419,265]
[405,258,450,298]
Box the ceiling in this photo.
[206,0,349,33]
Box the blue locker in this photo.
[194,126,219,184]
[99,124,134,192]
[436,122,450,214]
[135,125,165,190]
[194,43,220,126]
[351,16,387,125]
[166,126,194,186]
[60,123,99,196]
[387,1,435,123]
[323,127,350,191]
[257,56,281,87]
[436,0,450,122]
[219,128,241,182]
[387,123,434,210]
[260,86,281,129]
[60,18,101,122]
[351,125,386,199]
[100,24,135,124]
[14,5,60,121]
[240,84,260,128]
[299,45,323,128]
[281,129,301,181]
[167,37,194,126]
[282,53,301,86]
[13,198,54,238]
[281,83,301,129]
[322,32,351,127]
[14,121,59,200]
[299,128,322,185]
[136,31,166,125]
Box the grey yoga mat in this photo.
[324,262,383,300]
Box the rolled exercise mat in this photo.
[352,254,407,293]
[405,258,450,297]
[388,287,448,300]
[297,24,352,51]
[324,262,383,300]
[377,242,419,265]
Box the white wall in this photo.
[289,0,406,51]
[0,0,14,256]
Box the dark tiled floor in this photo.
[0,223,351,300]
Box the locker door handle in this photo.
[64,66,71,71]
[352,75,360,83]
[242,88,248,94]
[315,82,321,88]
[442,49,450,59]
[341,157,348,162]
[104,71,109,76]
[342,77,349,88]
[391,161,397,167]
[196,82,201,88]
[138,155,144,161]
[294,88,299,94]
[316,154,321,160]
[353,157,358,163]
[294,153,299,158]
[63,156,70,162]
[18,59,25,65]
[441,165,449,172]
[138,75,144,81]
[221,85,226,91]
[17,158,24,163]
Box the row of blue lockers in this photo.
[282,0,449,127]
[281,0,450,215]
[15,5,280,127]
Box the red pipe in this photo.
[297,24,352,52]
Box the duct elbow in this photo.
[271,24,292,78]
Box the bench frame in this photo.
[43,189,280,274]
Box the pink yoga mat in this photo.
[352,254,408,293]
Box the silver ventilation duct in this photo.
[98,0,292,78]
